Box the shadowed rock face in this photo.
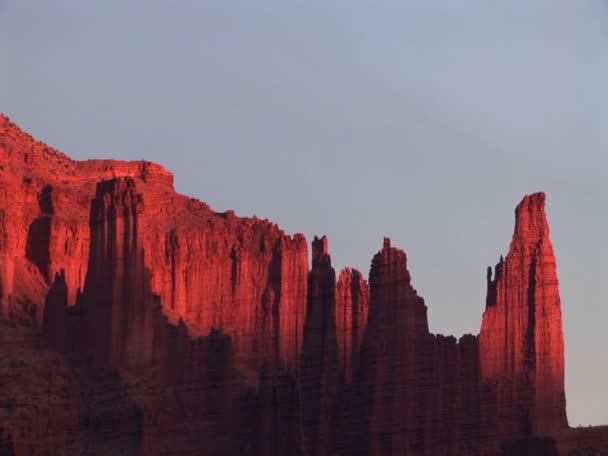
[299,236,338,456]
[360,238,429,455]
[502,437,560,456]
[0,114,308,373]
[0,114,607,455]
[357,240,488,456]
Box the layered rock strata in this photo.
[358,239,487,456]
[335,267,369,383]
[299,236,338,456]
[0,114,605,455]
[480,192,567,440]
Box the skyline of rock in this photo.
[0,113,606,455]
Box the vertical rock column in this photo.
[335,268,369,383]
[479,192,567,439]
[299,236,338,456]
[275,234,309,369]
[42,269,68,351]
[360,238,430,456]
[81,178,156,367]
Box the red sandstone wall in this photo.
[1,114,604,455]
[480,192,567,440]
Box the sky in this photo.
[1,1,607,426]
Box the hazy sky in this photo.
[1,1,607,426]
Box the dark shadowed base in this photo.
[502,437,560,456]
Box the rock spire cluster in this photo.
[0,114,604,455]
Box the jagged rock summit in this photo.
[481,191,567,439]
[0,113,606,456]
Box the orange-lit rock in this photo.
[480,192,567,439]
[0,114,178,318]
[1,114,607,455]
[0,113,308,373]
[336,267,369,383]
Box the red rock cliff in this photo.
[2,115,605,456]
[0,114,179,321]
[480,192,567,439]
[79,177,163,367]
[0,114,308,376]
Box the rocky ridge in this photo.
[0,114,606,455]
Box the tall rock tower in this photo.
[299,236,339,456]
[480,192,567,439]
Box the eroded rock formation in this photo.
[358,240,487,456]
[335,267,369,383]
[299,236,338,456]
[480,192,567,440]
[0,113,606,455]
[360,238,429,455]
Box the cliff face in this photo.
[144,207,309,374]
[78,177,163,368]
[480,192,567,439]
[0,114,177,321]
[0,113,308,375]
[0,114,605,456]
[74,172,309,375]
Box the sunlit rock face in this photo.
[0,114,177,319]
[0,113,309,374]
[480,192,567,440]
[0,114,605,456]
[335,267,369,383]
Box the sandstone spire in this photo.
[299,236,339,456]
[480,192,567,438]
[3,115,603,455]
[360,238,430,455]
[336,267,369,382]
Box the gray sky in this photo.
[1,1,607,426]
